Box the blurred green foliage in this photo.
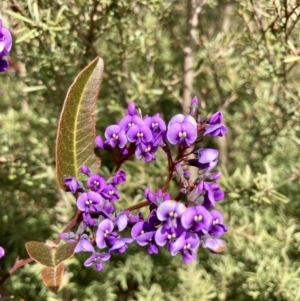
[0,0,300,300]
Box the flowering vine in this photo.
[61,98,228,270]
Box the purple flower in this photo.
[114,210,129,231]
[203,237,226,253]
[169,232,200,263]
[154,224,185,247]
[84,253,111,271]
[109,237,134,254]
[127,124,153,145]
[207,111,224,125]
[96,219,118,249]
[125,102,138,116]
[95,135,104,148]
[0,19,12,72]
[74,234,95,253]
[82,212,96,227]
[204,112,228,137]
[110,170,126,185]
[210,183,225,202]
[0,246,5,259]
[181,205,212,232]
[77,191,102,212]
[135,142,157,162]
[60,232,76,243]
[87,174,106,192]
[147,209,161,227]
[209,210,228,236]
[100,200,115,216]
[197,181,215,208]
[100,184,120,202]
[204,124,228,137]
[190,96,199,116]
[144,114,166,146]
[105,125,127,148]
[167,114,197,146]
[80,164,90,175]
[64,177,83,193]
[156,200,186,229]
[144,188,171,205]
[128,211,143,225]
[131,221,158,254]
[197,148,219,173]
[118,115,144,133]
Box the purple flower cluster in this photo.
[63,168,137,271]
[63,97,228,270]
[0,19,12,72]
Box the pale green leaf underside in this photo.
[25,241,77,267]
[56,57,104,189]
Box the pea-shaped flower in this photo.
[77,191,102,212]
[181,205,212,232]
[167,114,197,146]
[104,125,127,148]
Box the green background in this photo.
[0,0,300,300]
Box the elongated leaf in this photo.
[56,57,104,188]
[41,264,65,294]
[25,241,77,267]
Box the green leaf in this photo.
[56,57,103,188]
[16,29,37,43]
[6,11,34,24]
[25,241,77,267]
[23,85,46,93]
[283,56,300,63]
[41,264,64,294]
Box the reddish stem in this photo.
[126,200,150,211]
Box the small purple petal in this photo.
[182,249,196,263]
[80,164,90,175]
[126,102,138,116]
[207,111,223,125]
[154,226,169,246]
[119,115,144,132]
[148,242,159,254]
[168,114,185,126]
[198,148,219,164]
[156,200,186,222]
[169,234,186,256]
[204,124,228,137]
[95,135,104,148]
[64,177,82,193]
[0,59,8,72]
[136,231,156,246]
[0,246,5,259]
[110,170,126,185]
[131,221,144,239]
[203,238,226,253]
[98,219,114,232]
[115,211,129,231]
[84,253,111,271]
[74,234,94,253]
